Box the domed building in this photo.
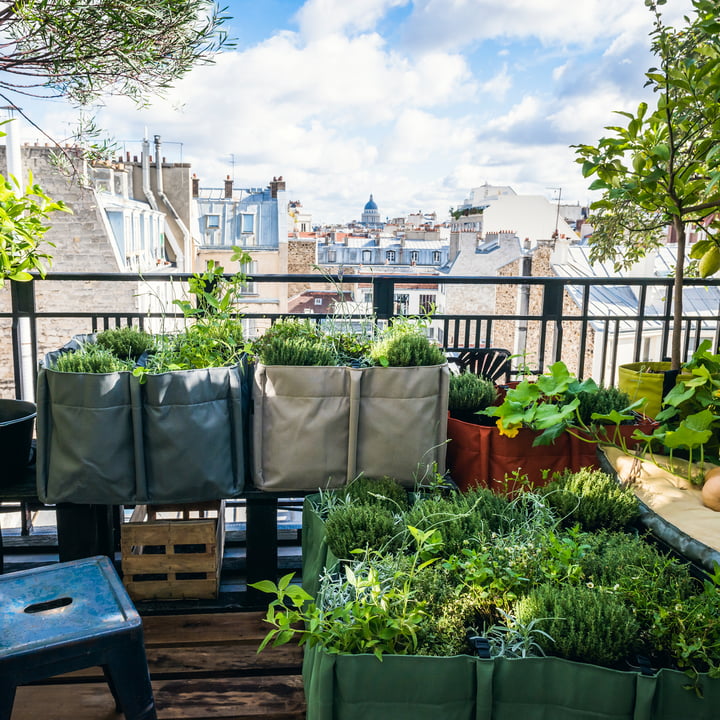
[361,194,382,227]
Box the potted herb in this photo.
[447,371,498,425]
[252,317,449,491]
[253,472,720,719]
[36,254,252,504]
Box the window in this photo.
[240,213,254,233]
[363,292,373,305]
[206,214,220,229]
[386,250,396,262]
[328,250,337,263]
[432,251,441,263]
[394,293,410,315]
[410,251,419,263]
[419,294,436,315]
[314,297,323,306]
[362,249,372,263]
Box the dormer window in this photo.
[206,214,220,229]
[386,250,396,262]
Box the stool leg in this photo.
[104,641,157,720]
[102,665,123,713]
[0,680,16,720]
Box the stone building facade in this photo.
[493,240,595,377]
[0,144,192,397]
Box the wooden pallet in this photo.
[121,502,225,601]
[11,611,305,719]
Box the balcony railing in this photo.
[5,271,720,393]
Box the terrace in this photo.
[2,269,720,720]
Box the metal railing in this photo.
[5,271,720,393]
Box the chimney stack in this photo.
[192,173,199,198]
[270,175,286,198]
[224,175,233,199]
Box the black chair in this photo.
[447,348,512,384]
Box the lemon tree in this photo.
[574,0,720,370]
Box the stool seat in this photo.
[0,556,156,720]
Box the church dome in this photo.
[364,194,378,211]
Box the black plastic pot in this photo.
[0,399,36,479]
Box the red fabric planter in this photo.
[447,414,658,495]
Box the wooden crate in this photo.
[121,501,225,601]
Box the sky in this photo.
[10,0,696,225]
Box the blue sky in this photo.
[14,0,695,224]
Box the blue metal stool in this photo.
[0,556,157,720]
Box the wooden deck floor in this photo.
[10,611,306,720]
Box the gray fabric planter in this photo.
[252,363,449,491]
[36,357,249,504]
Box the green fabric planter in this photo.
[303,645,719,720]
[302,497,338,598]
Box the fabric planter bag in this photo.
[355,365,449,485]
[252,365,353,491]
[253,363,449,491]
[301,497,339,599]
[447,420,574,493]
[447,415,660,494]
[37,355,249,504]
[617,362,679,419]
[303,645,719,720]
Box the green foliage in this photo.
[482,361,606,444]
[0,168,70,286]
[515,583,640,667]
[52,343,128,373]
[95,326,155,361]
[651,339,720,467]
[4,0,231,106]
[325,505,399,559]
[538,467,639,532]
[257,484,719,675]
[166,320,246,370]
[257,334,335,366]
[402,489,515,556]
[448,371,498,412]
[576,386,632,426]
[252,318,336,366]
[580,531,696,610]
[573,0,720,368]
[251,528,441,660]
[369,320,445,367]
[343,476,410,511]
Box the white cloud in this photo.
[13,0,700,224]
[403,0,696,52]
[480,65,512,101]
[295,0,410,40]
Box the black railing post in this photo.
[541,279,564,368]
[10,279,37,400]
[372,277,394,320]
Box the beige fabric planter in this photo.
[252,363,449,491]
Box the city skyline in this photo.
[10,0,694,225]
